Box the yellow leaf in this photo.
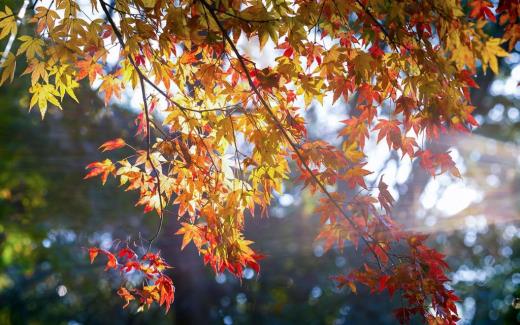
[29,83,62,118]
[22,59,48,85]
[0,52,16,85]
[481,38,509,74]
[343,141,364,163]
[258,28,270,50]
[17,36,44,59]
[0,6,17,40]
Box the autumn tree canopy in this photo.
[1,0,518,323]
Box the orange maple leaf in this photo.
[99,138,126,152]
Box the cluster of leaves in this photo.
[89,247,175,312]
[0,0,516,323]
[494,0,520,51]
[333,234,459,323]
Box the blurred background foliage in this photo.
[2,1,520,324]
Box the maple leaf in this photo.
[458,70,479,89]
[84,159,115,185]
[331,275,357,294]
[121,261,141,273]
[0,6,17,40]
[88,247,100,264]
[155,275,175,313]
[400,136,417,159]
[481,38,509,74]
[99,138,126,152]
[330,76,354,104]
[357,83,380,105]
[17,36,44,59]
[437,151,462,178]
[395,96,417,117]
[99,75,122,105]
[29,83,62,118]
[102,250,118,271]
[373,119,402,149]
[76,59,103,84]
[339,117,369,148]
[316,224,345,252]
[89,247,118,270]
[469,0,496,22]
[343,141,365,163]
[0,52,16,86]
[22,59,48,86]
[117,287,135,308]
[418,150,461,178]
[137,191,164,214]
[118,247,137,259]
[378,177,394,215]
[343,164,372,189]
[175,223,201,250]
